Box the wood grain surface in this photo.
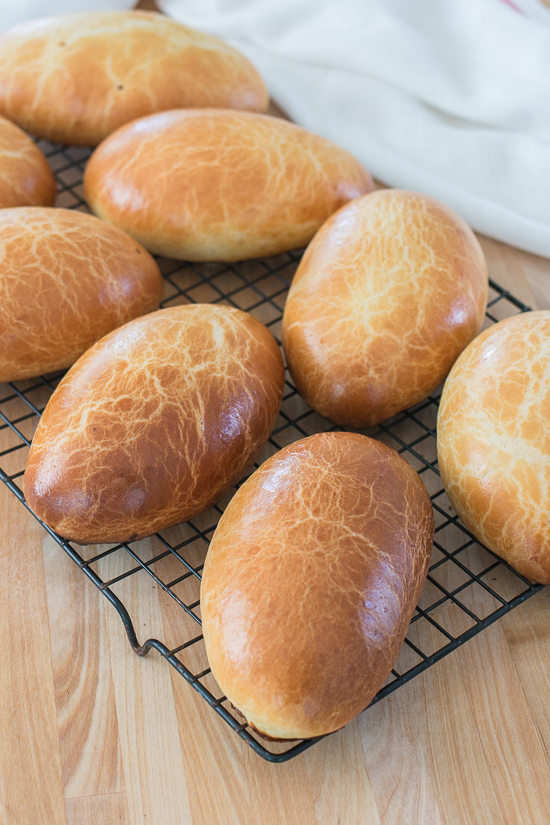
[1,229,550,825]
[2,3,550,823]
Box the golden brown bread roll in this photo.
[0,11,268,146]
[437,310,550,585]
[84,109,373,261]
[23,304,285,545]
[201,432,434,740]
[0,116,56,207]
[282,190,488,427]
[0,207,163,383]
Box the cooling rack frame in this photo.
[0,139,543,762]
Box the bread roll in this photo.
[0,207,163,383]
[84,109,373,261]
[23,304,285,545]
[437,310,550,584]
[0,116,55,207]
[0,11,268,146]
[201,432,434,740]
[282,190,488,427]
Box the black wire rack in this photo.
[0,139,544,763]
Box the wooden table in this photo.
[2,230,550,825]
[3,5,550,822]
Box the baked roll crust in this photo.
[84,109,373,261]
[23,304,285,545]
[282,190,488,427]
[437,310,550,584]
[0,116,55,208]
[0,11,269,146]
[0,207,163,383]
[202,432,434,739]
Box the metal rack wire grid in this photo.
[0,139,543,763]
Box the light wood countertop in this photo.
[2,221,550,825]
[3,5,550,823]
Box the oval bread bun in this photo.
[0,11,268,146]
[437,310,550,584]
[23,304,285,545]
[201,432,434,740]
[84,109,373,262]
[282,190,488,427]
[0,115,55,207]
[0,207,163,383]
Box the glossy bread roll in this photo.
[84,109,373,261]
[0,11,268,146]
[202,432,434,740]
[23,304,285,545]
[437,310,550,584]
[0,207,163,383]
[0,116,55,207]
[282,190,488,427]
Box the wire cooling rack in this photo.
[0,140,544,763]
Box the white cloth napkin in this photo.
[158,0,550,258]
[3,0,550,256]
[0,1,135,35]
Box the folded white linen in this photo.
[0,2,135,34]
[512,0,550,25]
[159,0,550,258]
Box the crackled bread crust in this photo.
[84,109,373,262]
[0,207,163,383]
[23,304,285,546]
[0,11,268,146]
[0,116,55,207]
[201,432,434,740]
[282,190,488,427]
[437,310,550,585]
